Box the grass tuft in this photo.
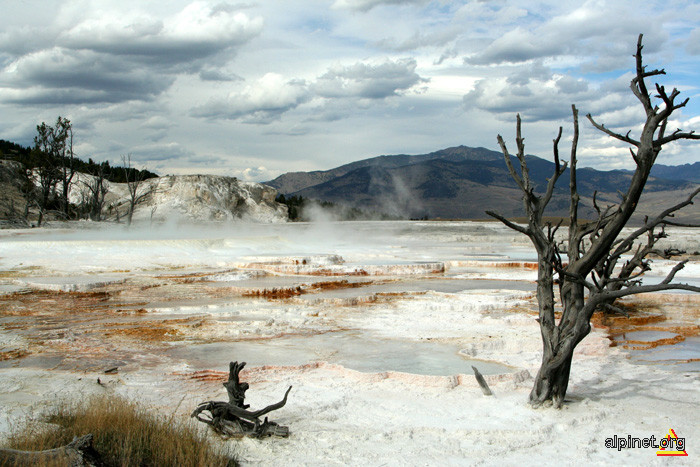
[3,394,237,466]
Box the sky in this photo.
[1,0,699,181]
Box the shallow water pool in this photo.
[169,331,512,376]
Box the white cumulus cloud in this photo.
[191,73,312,123]
[314,58,425,99]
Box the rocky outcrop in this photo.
[120,175,287,223]
[70,174,288,223]
[0,160,32,227]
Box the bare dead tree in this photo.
[32,123,60,226]
[192,361,292,438]
[55,117,76,218]
[486,34,700,408]
[122,154,152,226]
[83,162,109,221]
[28,117,78,224]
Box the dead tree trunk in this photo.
[122,154,152,226]
[57,117,76,218]
[487,34,700,408]
[83,163,109,221]
[192,361,292,438]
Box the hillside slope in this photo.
[267,146,501,194]
[268,146,695,220]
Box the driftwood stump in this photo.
[0,434,101,466]
[192,361,292,438]
[472,366,493,396]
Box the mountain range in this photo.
[266,146,699,221]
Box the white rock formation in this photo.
[70,174,288,223]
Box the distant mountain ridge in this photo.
[268,146,501,194]
[649,162,700,182]
[266,145,698,221]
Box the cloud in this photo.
[264,124,313,136]
[466,1,661,67]
[240,166,270,180]
[305,101,359,122]
[131,142,195,163]
[687,28,700,55]
[467,28,561,66]
[76,100,170,126]
[314,58,425,99]
[1,0,698,175]
[0,2,263,106]
[0,26,60,57]
[141,116,176,142]
[463,69,606,122]
[0,48,172,104]
[376,28,460,52]
[332,0,429,12]
[199,68,244,82]
[143,116,175,131]
[192,58,425,123]
[434,47,458,66]
[58,2,263,65]
[191,73,312,123]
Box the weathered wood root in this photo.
[224,361,249,409]
[0,434,102,466]
[192,361,292,438]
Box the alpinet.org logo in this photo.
[605,428,687,456]
[656,429,688,457]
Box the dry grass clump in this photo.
[3,394,237,466]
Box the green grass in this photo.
[3,394,237,466]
